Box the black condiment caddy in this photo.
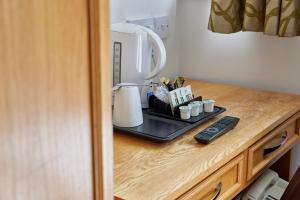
[148,95,203,120]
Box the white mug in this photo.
[113,84,143,127]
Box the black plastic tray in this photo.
[114,106,226,142]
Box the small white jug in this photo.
[113,83,143,127]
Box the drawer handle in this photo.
[263,131,288,157]
[211,182,222,200]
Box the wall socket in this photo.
[126,16,169,40]
[153,16,169,40]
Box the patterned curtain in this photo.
[208,0,300,37]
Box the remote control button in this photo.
[205,132,215,136]
[213,124,227,129]
[206,127,219,133]
[220,120,232,125]
[197,135,210,140]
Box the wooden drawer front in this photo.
[178,154,245,200]
[248,119,299,180]
[297,118,300,135]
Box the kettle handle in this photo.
[141,27,166,80]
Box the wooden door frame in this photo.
[88,0,113,199]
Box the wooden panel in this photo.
[114,79,300,200]
[178,154,245,200]
[88,0,113,199]
[247,112,300,181]
[297,117,300,135]
[0,0,93,199]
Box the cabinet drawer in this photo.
[178,154,245,200]
[248,117,299,180]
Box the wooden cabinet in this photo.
[114,80,300,200]
[178,111,300,200]
[179,111,300,200]
[297,118,300,135]
[178,154,245,200]
[247,113,300,180]
[0,0,113,199]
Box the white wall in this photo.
[177,0,300,174]
[110,0,180,77]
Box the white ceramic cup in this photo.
[203,99,215,112]
[189,102,200,117]
[179,106,191,120]
[113,84,143,127]
[191,101,204,114]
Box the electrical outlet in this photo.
[154,16,169,40]
[126,15,169,40]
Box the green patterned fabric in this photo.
[208,0,300,37]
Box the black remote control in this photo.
[194,116,240,144]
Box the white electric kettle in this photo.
[111,23,166,108]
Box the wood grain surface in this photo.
[114,79,300,200]
[0,0,93,199]
[88,0,113,199]
[178,153,245,200]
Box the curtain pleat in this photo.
[208,0,300,37]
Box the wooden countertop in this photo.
[114,79,300,200]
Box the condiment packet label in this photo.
[168,85,194,115]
